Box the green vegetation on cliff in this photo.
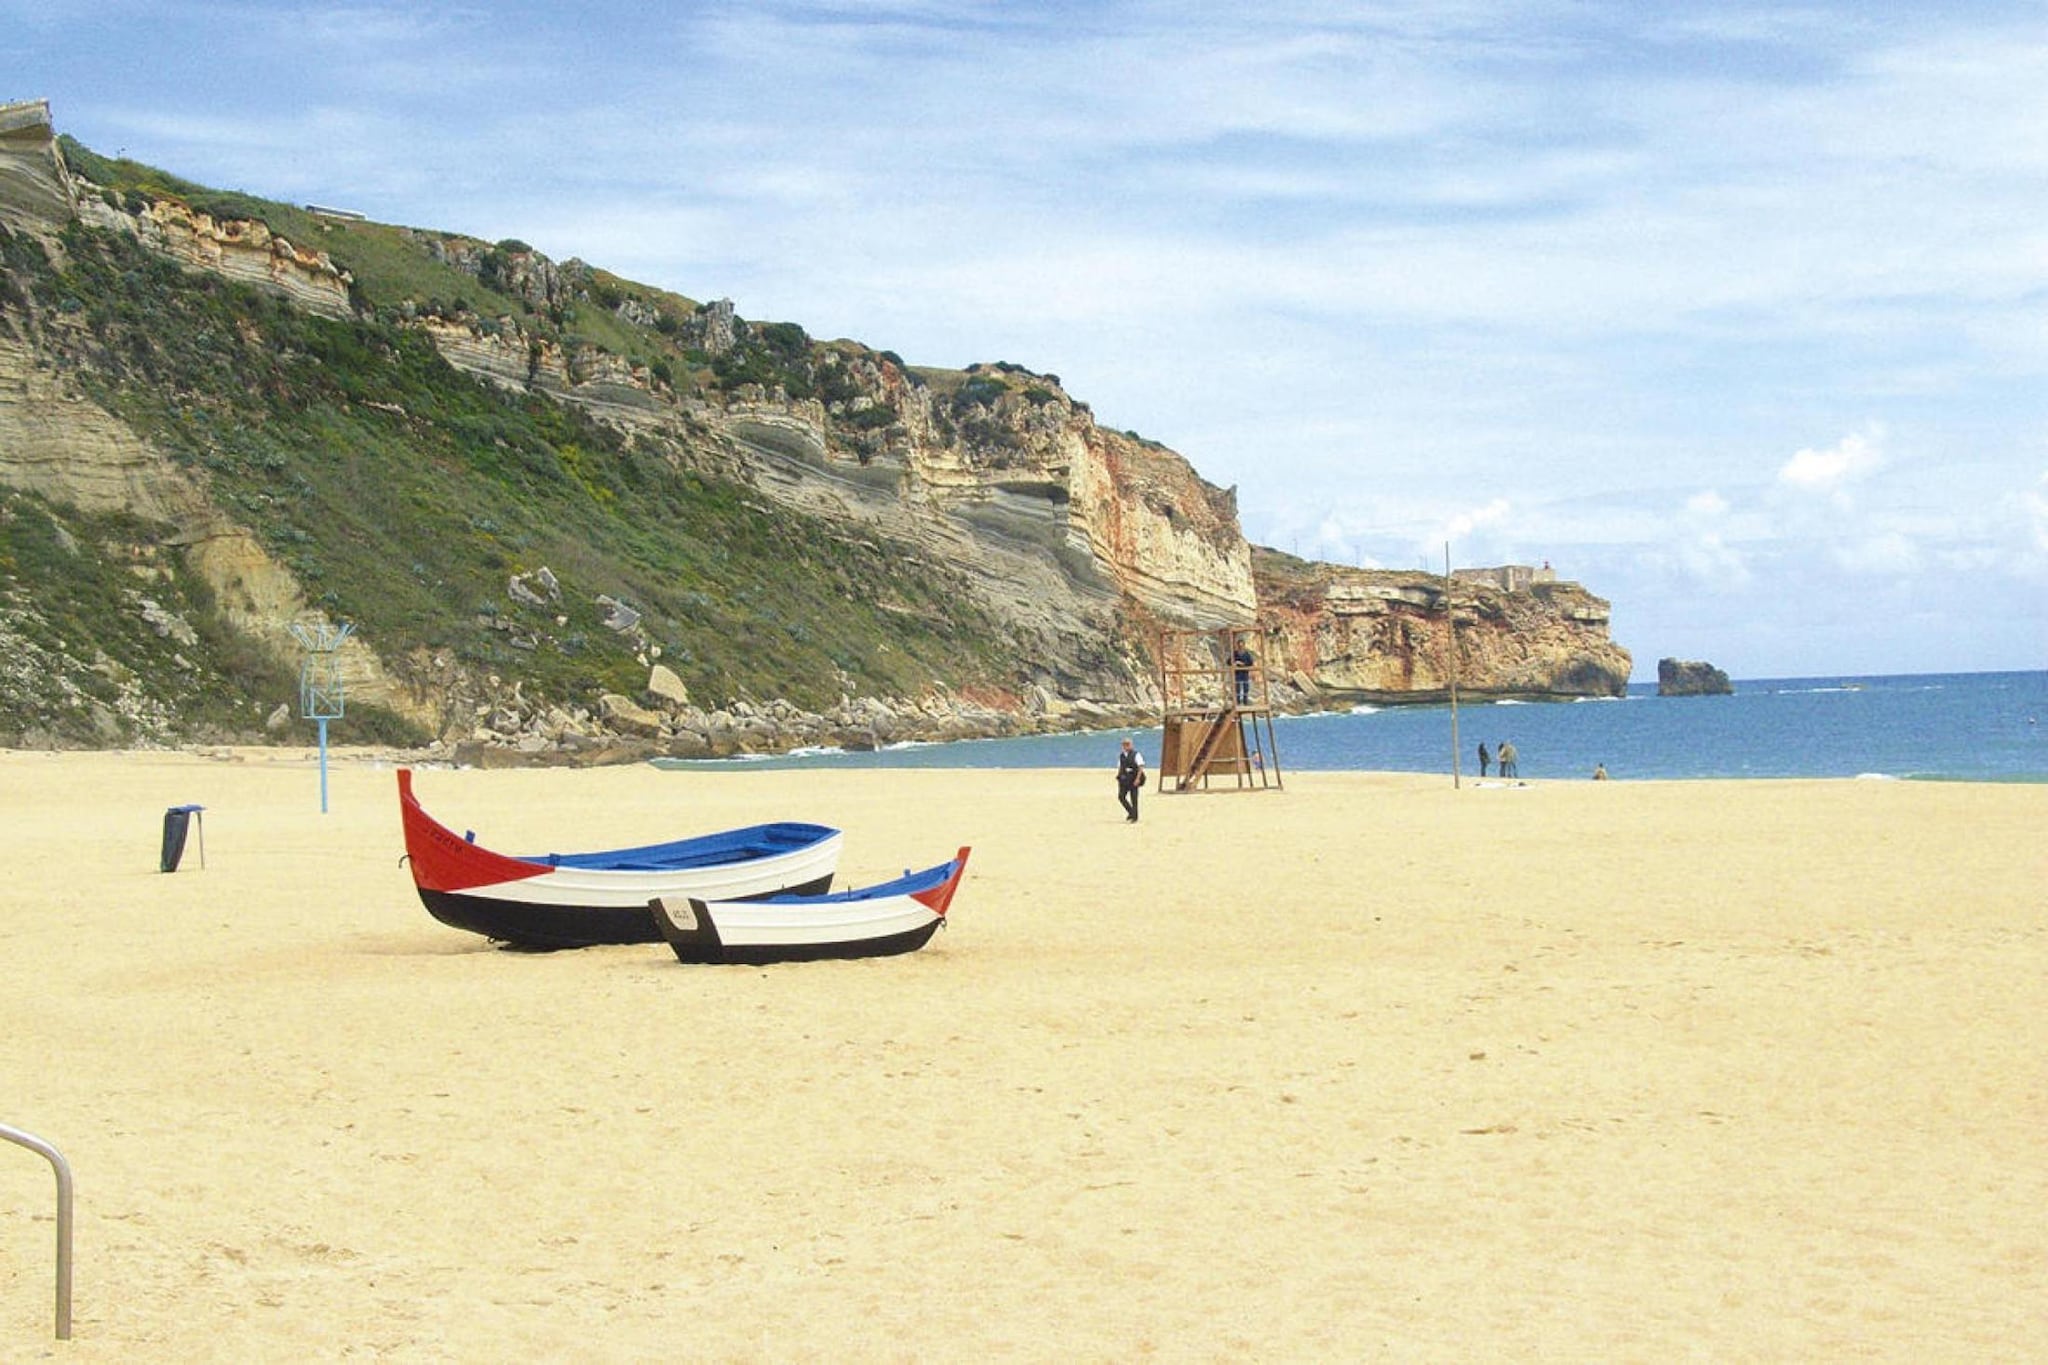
[0,485,431,747]
[56,135,913,429]
[0,200,1006,741]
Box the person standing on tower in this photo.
[1232,641,1255,706]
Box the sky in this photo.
[6,1,2046,680]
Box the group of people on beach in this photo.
[1477,740,1518,779]
[1116,730,1614,822]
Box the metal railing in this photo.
[1,1122,72,1339]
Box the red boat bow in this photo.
[910,847,972,916]
[397,768,549,893]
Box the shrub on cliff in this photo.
[956,375,1009,408]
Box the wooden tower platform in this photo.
[1156,625,1283,793]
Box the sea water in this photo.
[653,671,2048,782]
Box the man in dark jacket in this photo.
[1116,737,1146,822]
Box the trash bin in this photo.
[160,804,204,873]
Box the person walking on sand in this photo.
[1478,742,1491,778]
[1498,740,1518,780]
[1116,736,1147,823]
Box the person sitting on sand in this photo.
[1593,763,1608,780]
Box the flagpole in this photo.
[1446,542,1460,789]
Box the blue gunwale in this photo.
[749,856,959,905]
[529,820,836,872]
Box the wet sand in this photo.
[1,750,2043,1359]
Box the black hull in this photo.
[419,873,836,949]
[651,900,946,965]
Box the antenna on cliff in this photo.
[290,620,353,813]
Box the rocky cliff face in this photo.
[2,99,353,320]
[81,196,355,321]
[1254,550,1631,701]
[0,101,1633,752]
[707,365,1258,684]
[0,100,76,226]
[397,312,1256,699]
[0,330,438,726]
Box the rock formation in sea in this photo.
[1657,658,1734,697]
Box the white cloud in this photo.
[292,5,488,53]
[2012,472,2048,583]
[1665,487,1752,587]
[1936,544,2002,574]
[1676,530,1752,588]
[2023,472,2048,553]
[1832,531,1923,576]
[1437,497,1510,545]
[1778,428,1885,495]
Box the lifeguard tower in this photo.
[1156,625,1283,793]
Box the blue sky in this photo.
[7,1,2046,679]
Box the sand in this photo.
[0,749,2043,1360]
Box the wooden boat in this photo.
[652,847,969,964]
[396,768,841,948]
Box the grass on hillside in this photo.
[56,138,943,433]
[58,137,710,389]
[1,212,1010,724]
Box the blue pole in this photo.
[318,716,330,813]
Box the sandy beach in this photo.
[1,749,2042,1360]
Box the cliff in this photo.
[402,321,1257,700]
[1254,549,1631,701]
[0,100,1630,752]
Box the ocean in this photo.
[654,670,2048,783]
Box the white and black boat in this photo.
[651,848,969,964]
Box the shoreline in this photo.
[15,741,2046,783]
[8,657,2042,783]
[2,752,2042,1356]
